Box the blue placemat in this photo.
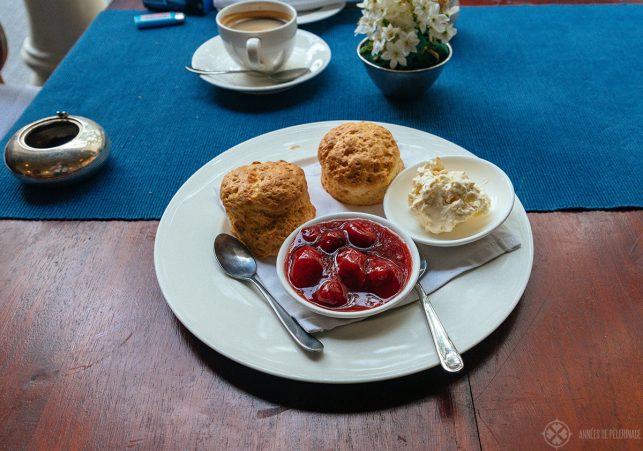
[1,5,642,219]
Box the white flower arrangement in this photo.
[356,0,459,70]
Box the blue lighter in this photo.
[134,12,186,29]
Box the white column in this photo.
[21,0,106,85]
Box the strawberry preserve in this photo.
[285,218,413,311]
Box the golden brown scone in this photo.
[318,122,404,205]
[220,161,316,258]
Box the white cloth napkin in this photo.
[212,0,341,12]
[217,146,522,333]
[258,225,520,333]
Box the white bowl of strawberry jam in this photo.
[276,212,420,319]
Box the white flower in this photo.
[398,30,420,54]
[381,40,408,69]
[355,16,373,36]
[385,0,414,29]
[412,0,432,17]
[414,0,441,34]
[413,3,426,19]
[446,5,460,17]
[433,22,457,42]
[391,12,415,30]
[372,32,386,55]
[368,7,385,22]
[381,24,399,42]
[415,14,429,33]
[428,1,441,15]
[429,13,450,34]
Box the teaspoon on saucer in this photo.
[186,66,311,83]
[214,233,323,353]
[417,256,464,372]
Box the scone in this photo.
[220,161,316,258]
[318,122,404,205]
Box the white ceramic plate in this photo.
[297,2,345,24]
[191,30,331,94]
[154,121,534,383]
[384,157,515,247]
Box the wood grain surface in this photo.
[0,212,640,449]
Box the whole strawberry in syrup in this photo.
[289,246,324,288]
[365,257,403,299]
[313,277,348,308]
[336,247,367,290]
[345,220,377,248]
[318,229,346,253]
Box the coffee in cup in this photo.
[222,10,291,32]
[216,1,297,73]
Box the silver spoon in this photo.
[214,233,323,353]
[186,66,311,83]
[417,257,464,372]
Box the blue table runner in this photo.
[1,5,641,219]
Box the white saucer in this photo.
[297,2,345,24]
[383,156,516,247]
[191,30,331,94]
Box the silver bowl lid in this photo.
[4,111,110,184]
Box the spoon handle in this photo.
[185,66,258,75]
[414,284,464,373]
[248,276,324,353]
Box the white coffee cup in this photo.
[216,1,298,73]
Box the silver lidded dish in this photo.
[4,111,110,184]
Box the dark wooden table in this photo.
[1,1,641,450]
